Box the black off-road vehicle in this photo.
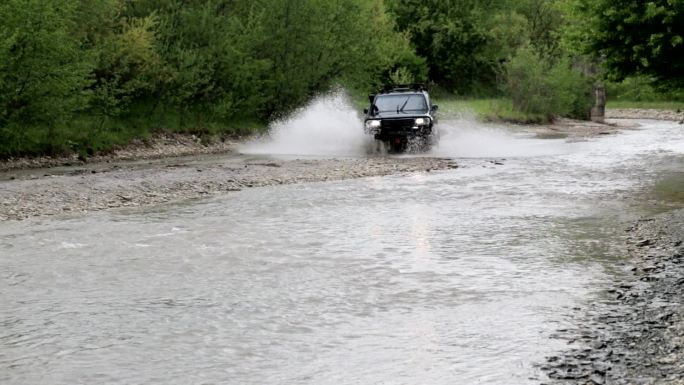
[363,84,438,152]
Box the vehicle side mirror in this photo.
[431,104,439,112]
[363,108,368,114]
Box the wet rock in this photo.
[589,373,605,384]
[542,210,684,384]
[636,239,653,247]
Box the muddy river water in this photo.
[1,119,683,384]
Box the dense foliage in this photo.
[566,0,684,89]
[0,0,682,158]
[0,0,418,157]
[505,46,593,120]
[386,0,565,95]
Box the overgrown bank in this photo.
[0,0,419,159]
[437,98,684,124]
[2,0,683,159]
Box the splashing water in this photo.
[240,92,577,159]
[240,92,369,157]
[430,118,573,159]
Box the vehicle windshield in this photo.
[374,94,428,113]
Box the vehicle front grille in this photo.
[381,118,414,131]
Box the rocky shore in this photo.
[542,210,684,384]
[607,108,684,122]
[0,156,456,221]
[0,133,238,172]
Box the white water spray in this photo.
[240,91,577,159]
[240,91,368,157]
[430,118,571,159]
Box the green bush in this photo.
[606,76,684,103]
[0,0,422,159]
[505,45,594,121]
[0,0,96,156]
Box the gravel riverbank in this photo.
[542,210,684,385]
[0,112,630,221]
[607,109,684,122]
[0,156,456,221]
[0,133,238,172]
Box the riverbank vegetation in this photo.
[1,0,682,158]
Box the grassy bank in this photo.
[606,100,684,110]
[0,109,267,160]
[436,98,549,124]
[438,97,684,124]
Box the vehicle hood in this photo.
[367,111,427,120]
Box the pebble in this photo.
[606,109,684,121]
[636,239,654,247]
[542,210,684,384]
[0,156,457,220]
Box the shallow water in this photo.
[1,119,683,385]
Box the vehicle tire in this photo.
[389,138,406,153]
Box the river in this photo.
[1,119,683,384]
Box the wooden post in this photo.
[591,83,606,123]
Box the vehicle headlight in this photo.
[365,120,381,129]
[415,117,429,126]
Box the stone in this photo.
[589,373,605,385]
[636,239,653,247]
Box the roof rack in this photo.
[379,83,428,93]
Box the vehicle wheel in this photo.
[389,138,406,153]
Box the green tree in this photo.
[513,0,564,58]
[0,0,93,153]
[386,0,554,95]
[505,44,593,120]
[91,13,165,125]
[152,1,270,123]
[124,0,417,121]
[0,0,427,157]
[253,0,420,116]
[567,0,684,88]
